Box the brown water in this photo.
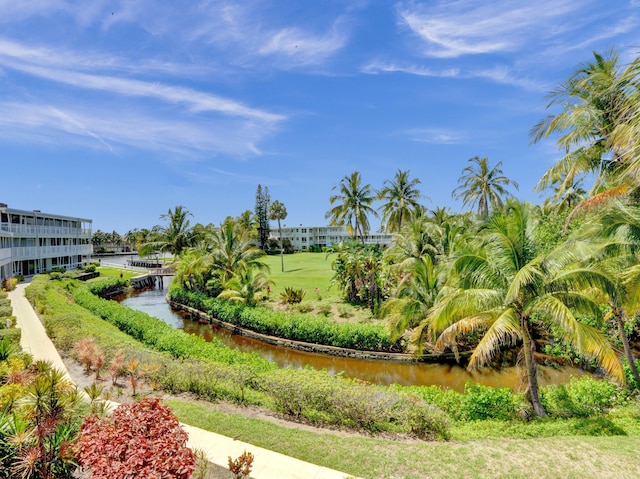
[118,282,584,393]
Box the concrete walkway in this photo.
[8,282,355,479]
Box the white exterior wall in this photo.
[272,225,392,250]
[0,204,93,280]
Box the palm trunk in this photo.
[278,219,284,273]
[614,308,640,386]
[520,315,546,417]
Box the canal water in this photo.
[115,275,583,393]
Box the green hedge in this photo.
[170,287,403,353]
[25,277,451,439]
[73,285,273,371]
[86,277,129,297]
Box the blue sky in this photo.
[1,1,639,233]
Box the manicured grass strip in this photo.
[261,252,338,300]
[92,266,141,281]
[168,399,640,479]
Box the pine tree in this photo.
[255,185,271,250]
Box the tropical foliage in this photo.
[452,156,519,217]
[326,171,378,244]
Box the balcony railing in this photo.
[0,223,92,238]
[10,244,93,260]
[0,247,11,263]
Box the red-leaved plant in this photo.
[77,397,196,479]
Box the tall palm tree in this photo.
[377,169,423,233]
[268,200,287,272]
[139,206,194,258]
[418,201,622,416]
[530,49,639,210]
[452,156,518,217]
[326,171,378,244]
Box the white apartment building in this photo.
[0,203,93,281]
[272,225,393,250]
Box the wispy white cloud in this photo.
[396,0,585,58]
[403,127,466,145]
[189,2,350,69]
[363,60,544,91]
[257,19,349,67]
[362,61,460,77]
[0,101,275,158]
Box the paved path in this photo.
[8,282,355,479]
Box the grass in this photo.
[167,399,640,479]
[261,252,337,299]
[92,266,142,282]
[260,252,375,322]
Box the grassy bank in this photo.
[167,399,640,479]
[24,274,640,479]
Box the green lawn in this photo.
[261,252,337,299]
[168,399,640,479]
[260,252,376,322]
[92,266,143,282]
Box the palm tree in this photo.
[578,202,640,386]
[530,49,638,211]
[452,156,518,217]
[217,266,274,307]
[208,218,269,287]
[326,171,378,244]
[268,200,287,272]
[139,206,194,258]
[381,255,440,343]
[418,201,622,416]
[378,169,423,233]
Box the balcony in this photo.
[0,223,92,238]
[11,244,93,260]
[0,247,11,264]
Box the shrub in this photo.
[280,287,306,304]
[2,278,18,291]
[542,376,620,417]
[460,383,519,421]
[0,290,7,299]
[170,287,402,352]
[73,338,105,379]
[0,305,12,318]
[0,329,20,344]
[317,304,331,317]
[337,305,352,318]
[78,398,197,479]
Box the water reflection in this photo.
[116,279,583,393]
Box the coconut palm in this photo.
[268,200,287,272]
[378,169,423,233]
[139,206,194,258]
[531,49,639,210]
[452,156,518,217]
[326,171,378,244]
[577,202,640,386]
[417,201,622,416]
